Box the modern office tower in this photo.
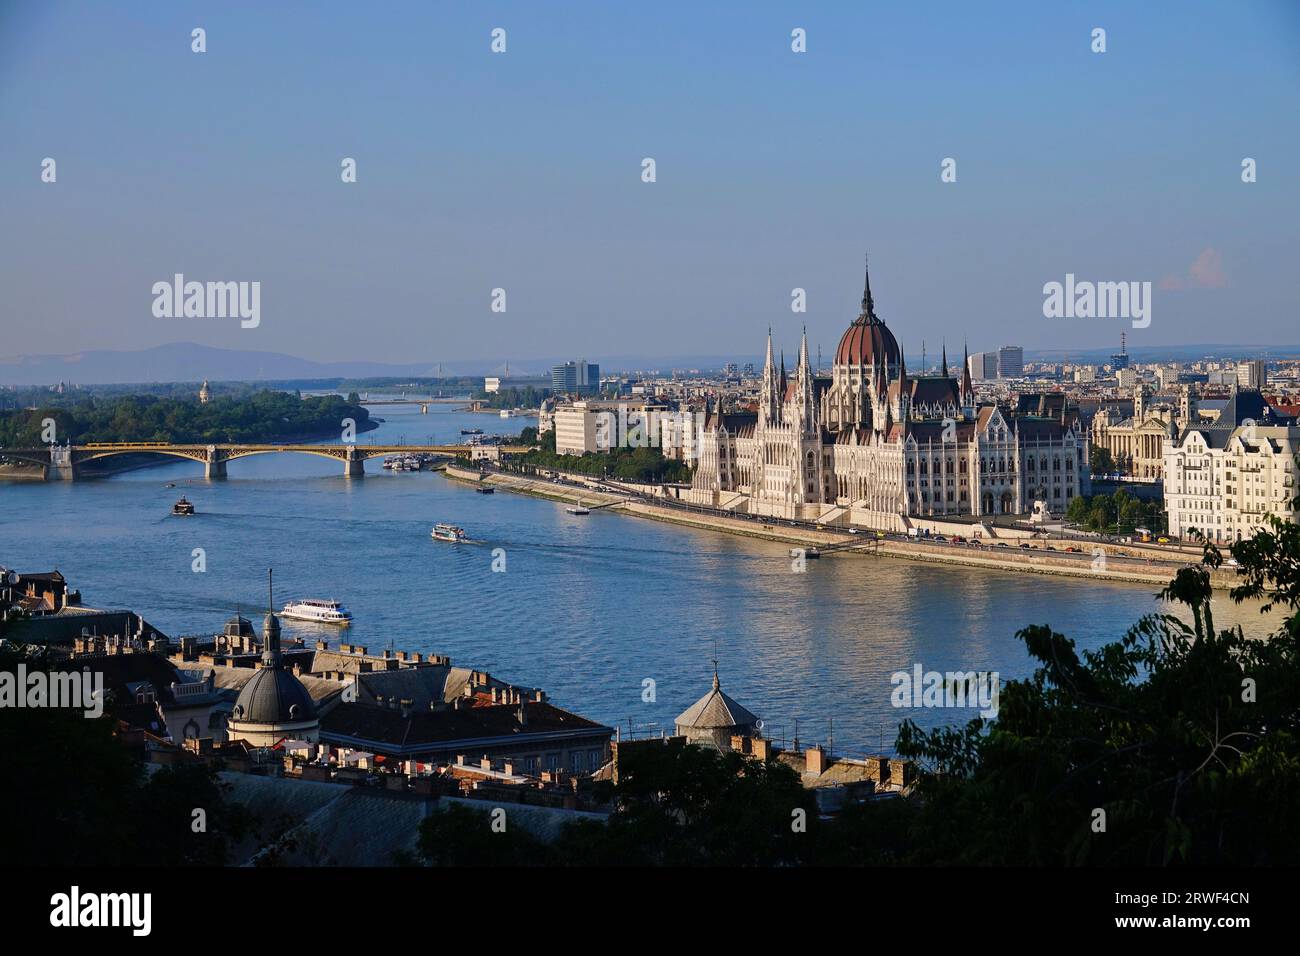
[968,351,999,380]
[1236,360,1266,390]
[997,346,1024,378]
[551,360,601,396]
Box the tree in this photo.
[893,501,1300,865]
[1090,446,1115,475]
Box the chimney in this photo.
[806,745,828,775]
[480,757,493,771]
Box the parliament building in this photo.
[688,262,1086,529]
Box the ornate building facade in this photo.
[1090,385,1177,480]
[689,262,1086,528]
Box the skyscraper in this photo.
[551,360,600,396]
[997,346,1024,379]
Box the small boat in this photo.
[172,497,195,516]
[790,547,821,559]
[475,485,495,494]
[460,428,483,436]
[431,523,468,542]
[566,505,591,516]
[165,482,176,488]
[281,598,353,625]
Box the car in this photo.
[875,531,887,538]
[1018,543,1031,550]
[1045,546,1056,551]
[996,542,1009,548]
[1065,546,1082,553]
[1157,536,1170,544]
[848,528,860,535]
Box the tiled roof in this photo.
[320,701,611,753]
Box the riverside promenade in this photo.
[443,463,1239,591]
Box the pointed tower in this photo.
[897,347,910,426]
[960,339,974,414]
[262,568,281,667]
[759,328,781,426]
[941,341,949,378]
[794,326,816,431]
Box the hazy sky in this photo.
[3,1,1298,367]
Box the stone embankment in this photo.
[444,464,1240,591]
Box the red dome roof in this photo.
[835,314,899,368]
[835,259,901,369]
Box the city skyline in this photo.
[3,1,1299,364]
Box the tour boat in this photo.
[171,497,195,516]
[790,546,821,559]
[566,504,591,516]
[475,485,495,494]
[431,523,468,542]
[460,428,483,435]
[280,598,353,625]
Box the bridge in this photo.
[2,442,532,480]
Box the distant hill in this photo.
[0,343,449,386]
[3,341,1295,387]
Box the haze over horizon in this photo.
[3,1,1298,367]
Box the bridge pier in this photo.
[46,445,76,481]
[343,447,364,479]
[204,446,227,480]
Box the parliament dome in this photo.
[835,260,900,370]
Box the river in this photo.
[1,398,1281,753]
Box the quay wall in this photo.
[443,464,1240,591]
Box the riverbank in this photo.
[444,463,1237,591]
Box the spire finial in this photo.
[942,340,948,378]
[861,252,875,318]
[711,659,720,691]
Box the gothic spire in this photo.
[860,253,875,319]
[961,339,973,404]
[941,340,948,378]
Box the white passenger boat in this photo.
[280,598,353,625]
[431,523,468,542]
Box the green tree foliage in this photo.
[517,443,692,483]
[472,385,551,410]
[893,512,1300,865]
[0,651,252,866]
[0,391,372,446]
[1069,490,1166,534]
[1090,445,1115,475]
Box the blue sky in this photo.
[2,0,1298,368]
